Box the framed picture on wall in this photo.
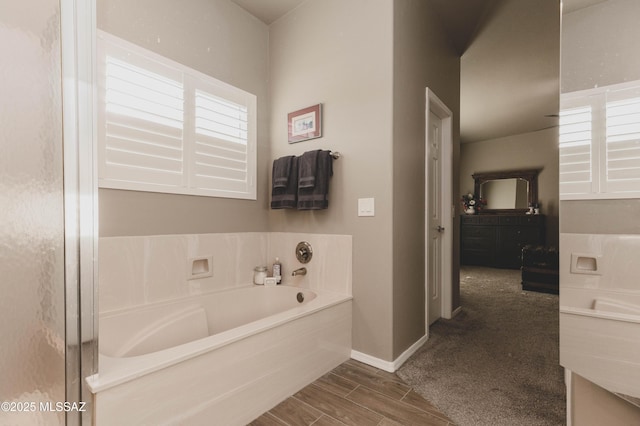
[288,104,322,143]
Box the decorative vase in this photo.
[465,206,475,215]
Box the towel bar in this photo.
[329,151,341,159]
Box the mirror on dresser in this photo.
[462,169,545,269]
[472,169,541,214]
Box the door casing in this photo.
[425,88,454,329]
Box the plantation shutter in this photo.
[560,80,640,200]
[98,38,185,189]
[605,86,640,193]
[189,81,255,195]
[97,31,256,200]
[559,99,596,196]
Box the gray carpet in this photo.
[397,266,565,426]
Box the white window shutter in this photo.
[559,98,597,197]
[560,80,640,200]
[97,31,256,200]
[98,37,185,190]
[189,78,256,198]
[605,86,640,194]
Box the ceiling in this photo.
[230,0,305,24]
[231,0,607,143]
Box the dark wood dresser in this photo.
[461,214,545,269]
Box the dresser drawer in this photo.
[499,216,519,226]
[499,227,540,242]
[461,215,502,225]
[462,226,496,240]
[461,215,478,225]
[519,215,544,226]
[460,214,545,269]
[478,216,499,225]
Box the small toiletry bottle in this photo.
[272,257,281,284]
[254,266,267,285]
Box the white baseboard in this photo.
[565,369,572,426]
[350,350,395,372]
[351,334,428,373]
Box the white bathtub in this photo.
[86,285,352,425]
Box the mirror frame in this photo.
[472,168,541,215]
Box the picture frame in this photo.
[288,104,322,143]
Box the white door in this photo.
[427,110,443,325]
[425,88,453,329]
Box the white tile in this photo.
[560,233,640,399]
[144,235,189,303]
[325,235,353,295]
[236,232,268,286]
[189,233,236,293]
[268,232,307,287]
[99,232,352,312]
[99,237,145,313]
[561,233,640,294]
[267,232,352,295]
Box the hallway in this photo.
[398,266,565,425]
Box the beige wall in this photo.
[561,0,640,93]
[97,0,270,236]
[268,0,395,360]
[460,0,560,144]
[561,0,640,420]
[391,0,461,358]
[460,128,560,246]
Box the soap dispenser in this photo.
[272,257,282,284]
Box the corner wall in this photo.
[268,0,395,361]
[391,0,461,358]
[97,0,270,236]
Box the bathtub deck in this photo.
[249,359,454,426]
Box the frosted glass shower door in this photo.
[1,2,67,425]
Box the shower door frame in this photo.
[61,0,98,424]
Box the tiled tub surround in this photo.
[90,232,352,425]
[98,232,352,312]
[560,233,640,400]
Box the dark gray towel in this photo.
[271,156,298,209]
[297,150,333,210]
[272,155,294,188]
[298,150,320,189]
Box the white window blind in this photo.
[605,88,640,194]
[192,87,249,194]
[560,80,640,200]
[97,30,257,199]
[559,104,593,195]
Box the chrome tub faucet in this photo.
[291,267,307,276]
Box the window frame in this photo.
[97,30,257,200]
[560,79,640,200]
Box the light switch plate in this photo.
[358,198,375,217]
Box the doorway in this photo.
[425,88,453,328]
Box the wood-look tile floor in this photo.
[248,359,454,426]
